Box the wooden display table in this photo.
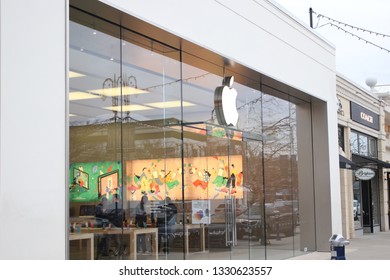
[80,227,158,260]
[184,224,206,254]
[69,233,94,260]
[169,224,206,254]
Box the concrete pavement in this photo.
[290,230,390,260]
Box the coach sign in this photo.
[350,102,379,130]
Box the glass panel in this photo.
[351,130,377,157]
[350,131,358,154]
[290,103,301,257]
[368,137,377,158]
[228,78,264,260]
[181,55,233,259]
[180,53,265,260]
[69,16,123,260]
[262,95,295,259]
[243,138,265,260]
[236,89,264,260]
[120,29,182,260]
[359,135,368,156]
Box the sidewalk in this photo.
[290,230,390,260]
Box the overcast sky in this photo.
[273,0,390,90]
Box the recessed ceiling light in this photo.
[69,91,99,100]
[69,113,77,117]
[69,71,85,78]
[104,104,153,112]
[146,100,195,108]
[93,30,97,35]
[90,86,148,96]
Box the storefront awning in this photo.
[339,154,358,170]
[352,154,390,169]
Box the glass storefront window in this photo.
[69,8,315,260]
[368,138,377,158]
[69,16,123,260]
[359,136,368,156]
[350,130,377,158]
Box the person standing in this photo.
[135,195,149,253]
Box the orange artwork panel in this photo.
[126,155,243,201]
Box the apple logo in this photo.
[214,76,239,126]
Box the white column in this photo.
[0,0,67,259]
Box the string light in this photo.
[325,23,390,53]
[316,13,390,38]
[311,9,390,53]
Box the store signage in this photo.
[214,76,239,126]
[355,168,375,180]
[350,102,379,130]
[337,97,344,116]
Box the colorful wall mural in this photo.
[126,155,243,201]
[69,161,122,202]
[69,156,242,203]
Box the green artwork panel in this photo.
[69,161,122,202]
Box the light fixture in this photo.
[69,91,99,101]
[89,78,147,97]
[90,86,148,96]
[69,71,85,78]
[146,100,195,108]
[104,104,152,112]
[97,74,148,121]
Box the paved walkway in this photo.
[290,230,390,260]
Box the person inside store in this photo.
[156,196,178,254]
[95,194,124,257]
[135,195,150,254]
[107,193,124,228]
[95,196,110,256]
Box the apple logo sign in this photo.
[214,76,239,126]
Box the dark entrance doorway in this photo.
[361,180,373,233]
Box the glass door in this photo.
[205,126,237,260]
